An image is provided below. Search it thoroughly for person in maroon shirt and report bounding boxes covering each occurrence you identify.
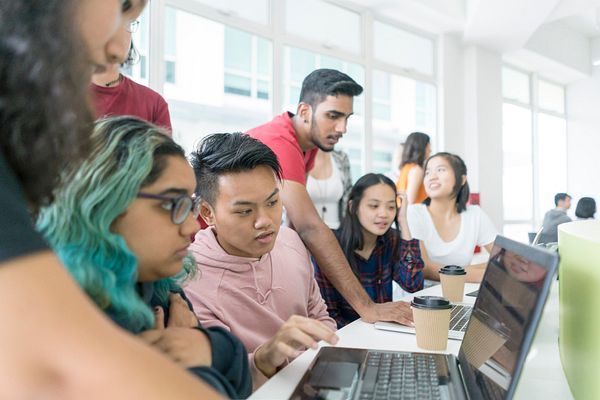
[90,20,172,133]
[247,69,414,327]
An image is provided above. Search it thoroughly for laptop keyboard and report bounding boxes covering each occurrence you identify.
[358,352,441,400]
[450,305,472,332]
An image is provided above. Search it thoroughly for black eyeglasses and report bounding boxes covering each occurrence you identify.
[137,192,200,225]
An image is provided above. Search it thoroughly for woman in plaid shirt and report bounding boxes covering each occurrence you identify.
[313,173,425,328]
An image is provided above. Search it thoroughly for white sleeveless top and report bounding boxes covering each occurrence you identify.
[407,204,498,267]
[306,153,344,229]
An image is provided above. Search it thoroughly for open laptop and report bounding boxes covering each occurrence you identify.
[374,234,529,340]
[290,235,558,400]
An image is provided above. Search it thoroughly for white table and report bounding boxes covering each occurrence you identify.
[250,282,572,399]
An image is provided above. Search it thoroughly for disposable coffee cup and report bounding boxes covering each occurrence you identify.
[411,296,452,351]
[460,310,510,369]
[439,265,467,302]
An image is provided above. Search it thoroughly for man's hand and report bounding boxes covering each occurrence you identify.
[359,301,414,326]
[139,327,212,368]
[254,315,338,378]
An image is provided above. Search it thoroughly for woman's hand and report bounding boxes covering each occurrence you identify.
[396,191,408,224]
[139,296,209,368]
[396,191,412,240]
[139,327,212,368]
[166,293,199,328]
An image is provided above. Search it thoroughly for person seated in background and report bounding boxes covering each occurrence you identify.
[90,21,172,132]
[575,197,596,220]
[407,152,498,283]
[37,117,251,398]
[306,148,352,229]
[185,133,338,390]
[540,193,572,243]
[396,132,431,205]
[314,173,424,328]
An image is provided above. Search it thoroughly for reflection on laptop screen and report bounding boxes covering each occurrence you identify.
[458,243,549,399]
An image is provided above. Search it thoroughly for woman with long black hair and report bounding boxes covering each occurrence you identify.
[313,173,425,328]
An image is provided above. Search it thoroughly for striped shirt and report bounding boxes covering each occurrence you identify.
[314,229,424,328]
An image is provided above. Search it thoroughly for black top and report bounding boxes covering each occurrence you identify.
[0,152,48,262]
[138,283,253,399]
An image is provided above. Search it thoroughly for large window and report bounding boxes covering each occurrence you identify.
[135,0,437,176]
[285,0,361,55]
[162,7,272,153]
[502,103,533,221]
[502,66,567,243]
[371,70,436,174]
[373,21,435,77]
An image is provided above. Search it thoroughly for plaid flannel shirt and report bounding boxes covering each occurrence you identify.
[314,229,424,328]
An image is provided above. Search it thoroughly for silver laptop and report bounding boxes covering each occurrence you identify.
[290,235,559,400]
[374,302,472,339]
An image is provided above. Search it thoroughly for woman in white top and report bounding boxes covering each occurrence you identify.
[307,149,352,229]
[407,152,497,283]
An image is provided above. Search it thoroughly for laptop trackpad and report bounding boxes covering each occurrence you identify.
[308,361,359,389]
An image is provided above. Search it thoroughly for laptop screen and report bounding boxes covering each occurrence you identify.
[457,236,558,399]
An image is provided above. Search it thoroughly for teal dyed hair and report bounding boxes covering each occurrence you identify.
[37,116,196,333]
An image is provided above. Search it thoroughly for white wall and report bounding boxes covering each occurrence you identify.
[440,36,505,230]
[566,67,600,212]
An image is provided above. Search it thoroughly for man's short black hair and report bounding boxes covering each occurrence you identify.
[554,193,571,206]
[189,133,282,205]
[299,68,363,108]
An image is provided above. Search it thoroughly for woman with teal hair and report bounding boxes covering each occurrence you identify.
[38,116,252,399]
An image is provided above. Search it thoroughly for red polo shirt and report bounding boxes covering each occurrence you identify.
[90,75,172,134]
[246,112,317,185]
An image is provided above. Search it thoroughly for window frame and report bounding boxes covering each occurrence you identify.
[502,64,568,240]
[145,0,439,174]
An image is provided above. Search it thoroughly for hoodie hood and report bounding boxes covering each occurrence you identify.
[190,228,279,305]
[191,228,270,272]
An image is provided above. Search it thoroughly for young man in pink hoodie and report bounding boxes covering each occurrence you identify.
[185,133,338,390]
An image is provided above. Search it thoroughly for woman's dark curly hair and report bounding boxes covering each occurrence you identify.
[0,0,94,210]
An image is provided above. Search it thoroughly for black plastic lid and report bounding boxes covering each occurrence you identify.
[439,265,466,275]
[411,296,452,310]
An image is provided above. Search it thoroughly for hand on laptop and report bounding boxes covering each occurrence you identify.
[254,315,339,378]
[361,301,414,326]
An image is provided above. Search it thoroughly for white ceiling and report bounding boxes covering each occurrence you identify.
[559,13,600,37]
[347,0,600,44]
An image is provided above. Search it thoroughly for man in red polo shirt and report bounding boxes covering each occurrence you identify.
[247,69,413,326]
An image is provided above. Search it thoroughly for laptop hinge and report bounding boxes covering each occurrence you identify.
[442,356,470,400]
[455,360,471,400]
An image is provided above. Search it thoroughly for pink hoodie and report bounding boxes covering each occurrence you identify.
[184,226,336,389]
